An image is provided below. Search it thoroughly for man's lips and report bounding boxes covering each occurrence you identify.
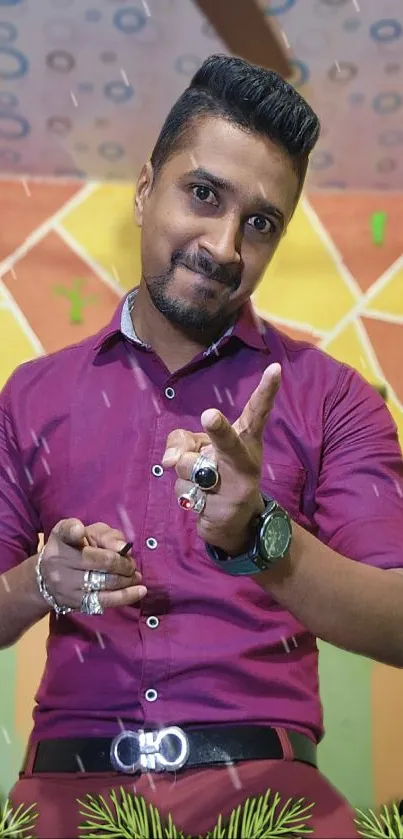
[177,263,230,287]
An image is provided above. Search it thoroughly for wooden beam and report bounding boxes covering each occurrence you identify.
[194,0,291,79]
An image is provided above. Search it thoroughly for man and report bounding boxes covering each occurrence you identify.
[1,54,403,839]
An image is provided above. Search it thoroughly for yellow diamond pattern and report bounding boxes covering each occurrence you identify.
[60,184,142,291]
[0,307,39,388]
[323,321,383,386]
[253,201,357,333]
[1,180,403,813]
[1,182,403,445]
[365,265,403,318]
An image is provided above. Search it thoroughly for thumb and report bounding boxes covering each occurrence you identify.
[52,518,86,548]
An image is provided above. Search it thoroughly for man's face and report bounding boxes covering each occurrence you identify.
[135,116,299,335]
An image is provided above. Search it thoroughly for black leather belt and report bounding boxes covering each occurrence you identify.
[29,725,317,774]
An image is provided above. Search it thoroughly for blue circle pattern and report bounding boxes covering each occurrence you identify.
[54,167,86,178]
[370,19,402,43]
[343,18,361,32]
[0,45,28,79]
[98,141,125,161]
[310,151,334,171]
[379,129,403,147]
[349,92,365,105]
[174,55,201,76]
[0,3,398,183]
[0,90,18,108]
[85,8,101,22]
[0,146,20,162]
[0,111,30,139]
[319,180,347,189]
[78,81,94,93]
[0,21,17,42]
[113,7,147,34]
[104,80,134,103]
[373,92,402,114]
[290,59,309,86]
[264,0,296,13]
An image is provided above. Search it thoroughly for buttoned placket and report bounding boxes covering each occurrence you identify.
[138,382,179,721]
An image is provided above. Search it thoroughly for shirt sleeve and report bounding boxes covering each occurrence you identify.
[0,375,40,573]
[314,364,403,570]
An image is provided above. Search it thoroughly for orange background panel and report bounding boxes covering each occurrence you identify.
[0,182,81,265]
[362,317,403,406]
[309,194,403,293]
[372,665,403,807]
[1,231,119,354]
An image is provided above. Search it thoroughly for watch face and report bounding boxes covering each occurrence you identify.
[261,511,291,561]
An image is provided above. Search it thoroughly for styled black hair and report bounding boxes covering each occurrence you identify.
[150,54,320,196]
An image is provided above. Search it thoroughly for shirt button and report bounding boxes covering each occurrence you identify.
[146,537,158,550]
[151,464,164,478]
[146,616,159,629]
[164,386,175,399]
[145,688,158,702]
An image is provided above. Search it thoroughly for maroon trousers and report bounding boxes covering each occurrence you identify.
[11,748,359,838]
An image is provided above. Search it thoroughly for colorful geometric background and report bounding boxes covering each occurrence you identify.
[0,0,402,188]
[1,0,403,815]
[0,179,402,809]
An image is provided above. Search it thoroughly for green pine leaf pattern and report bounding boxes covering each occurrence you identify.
[356,803,403,838]
[4,788,403,839]
[0,798,37,839]
[77,787,314,838]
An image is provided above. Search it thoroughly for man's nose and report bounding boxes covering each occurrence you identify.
[198,216,242,266]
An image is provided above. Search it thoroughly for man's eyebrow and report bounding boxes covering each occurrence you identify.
[185,167,234,193]
[185,167,286,227]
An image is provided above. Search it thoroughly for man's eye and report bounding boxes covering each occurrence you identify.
[247,215,276,235]
[192,185,217,204]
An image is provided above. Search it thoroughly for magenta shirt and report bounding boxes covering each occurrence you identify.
[1,295,403,745]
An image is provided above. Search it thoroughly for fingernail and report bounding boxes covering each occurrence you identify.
[162,447,180,466]
[138,586,147,598]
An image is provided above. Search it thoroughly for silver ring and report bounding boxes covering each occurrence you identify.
[178,484,206,514]
[193,490,207,514]
[83,570,108,592]
[80,591,104,616]
[190,454,219,491]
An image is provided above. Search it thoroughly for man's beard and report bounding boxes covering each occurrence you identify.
[144,248,242,335]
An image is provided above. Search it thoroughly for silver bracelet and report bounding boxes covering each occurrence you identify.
[35,546,73,616]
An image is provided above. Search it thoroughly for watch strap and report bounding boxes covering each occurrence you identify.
[205,542,262,576]
[205,494,290,576]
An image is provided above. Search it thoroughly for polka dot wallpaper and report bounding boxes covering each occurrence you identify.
[0,0,401,187]
[265,0,403,189]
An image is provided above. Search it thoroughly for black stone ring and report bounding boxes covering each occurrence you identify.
[190,455,219,491]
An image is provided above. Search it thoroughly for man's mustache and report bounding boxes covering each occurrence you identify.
[171,249,242,291]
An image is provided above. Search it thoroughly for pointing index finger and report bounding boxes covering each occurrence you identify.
[234,363,281,439]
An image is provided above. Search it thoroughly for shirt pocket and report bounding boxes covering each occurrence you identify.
[261,462,307,521]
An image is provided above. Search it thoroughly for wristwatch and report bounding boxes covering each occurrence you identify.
[205,495,292,576]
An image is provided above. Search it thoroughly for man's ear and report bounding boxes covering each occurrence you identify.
[134,161,154,226]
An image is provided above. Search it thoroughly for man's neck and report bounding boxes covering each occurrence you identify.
[131,284,222,373]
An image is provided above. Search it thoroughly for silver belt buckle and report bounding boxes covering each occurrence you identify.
[110,726,190,774]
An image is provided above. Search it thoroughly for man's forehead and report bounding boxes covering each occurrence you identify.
[179,119,283,164]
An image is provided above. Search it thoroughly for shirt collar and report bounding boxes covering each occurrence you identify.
[93,290,268,355]
[93,291,141,353]
[230,299,268,352]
